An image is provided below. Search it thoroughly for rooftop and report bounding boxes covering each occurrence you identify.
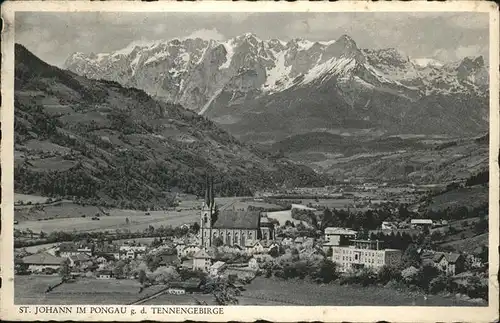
[325,227,358,235]
[22,253,65,265]
[213,210,261,229]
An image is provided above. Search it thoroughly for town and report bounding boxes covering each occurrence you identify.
[14,176,488,306]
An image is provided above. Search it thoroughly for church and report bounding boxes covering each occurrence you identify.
[199,176,275,248]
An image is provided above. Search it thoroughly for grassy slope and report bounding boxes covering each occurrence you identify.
[14,44,326,209]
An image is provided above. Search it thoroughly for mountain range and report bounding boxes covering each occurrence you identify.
[65,33,489,143]
[13,44,327,208]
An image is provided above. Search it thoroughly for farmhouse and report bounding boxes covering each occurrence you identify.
[432,252,465,275]
[192,249,212,272]
[21,253,65,273]
[331,240,402,273]
[199,177,275,248]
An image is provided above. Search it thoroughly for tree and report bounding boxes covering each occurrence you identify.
[377,265,401,284]
[191,222,200,234]
[204,277,239,305]
[138,269,147,286]
[60,258,71,282]
[314,259,338,283]
[113,260,126,279]
[402,244,421,268]
[213,237,224,247]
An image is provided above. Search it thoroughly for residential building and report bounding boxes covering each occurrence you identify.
[21,253,65,273]
[331,240,402,273]
[410,219,433,228]
[381,222,398,230]
[96,270,114,279]
[324,227,357,247]
[67,254,91,267]
[177,244,201,258]
[199,176,275,248]
[58,242,93,258]
[94,243,120,260]
[192,249,212,272]
[119,245,147,260]
[432,252,465,275]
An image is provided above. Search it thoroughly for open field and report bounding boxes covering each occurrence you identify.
[427,185,488,212]
[14,193,52,204]
[15,210,199,234]
[15,276,144,305]
[240,277,481,306]
[439,233,488,254]
[141,293,216,305]
[14,195,294,233]
[267,210,303,226]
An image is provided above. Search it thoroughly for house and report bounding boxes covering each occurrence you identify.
[177,244,201,259]
[192,249,212,272]
[94,243,120,260]
[294,237,305,247]
[21,253,65,273]
[58,242,93,258]
[119,245,147,260]
[169,278,203,293]
[262,240,279,254]
[432,252,464,275]
[381,222,398,230]
[67,254,91,268]
[209,261,227,277]
[181,259,194,270]
[324,227,357,247]
[410,219,433,228]
[280,237,294,247]
[158,252,180,267]
[245,240,264,254]
[96,270,114,279]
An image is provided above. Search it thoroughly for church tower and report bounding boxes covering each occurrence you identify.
[200,175,216,248]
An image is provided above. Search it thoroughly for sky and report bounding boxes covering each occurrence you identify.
[16,12,489,67]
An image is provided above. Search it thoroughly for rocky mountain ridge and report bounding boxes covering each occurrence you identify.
[65,33,489,142]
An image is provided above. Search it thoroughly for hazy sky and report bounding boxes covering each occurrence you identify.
[16,12,489,67]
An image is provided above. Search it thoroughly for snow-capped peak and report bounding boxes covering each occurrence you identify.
[183,28,225,42]
[411,58,444,68]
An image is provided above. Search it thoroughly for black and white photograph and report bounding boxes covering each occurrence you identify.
[1,2,498,320]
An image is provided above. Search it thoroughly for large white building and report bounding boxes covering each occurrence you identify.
[331,239,402,273]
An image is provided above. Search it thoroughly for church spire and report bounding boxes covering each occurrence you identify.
[205,174,210,206]
[210,176,215,210]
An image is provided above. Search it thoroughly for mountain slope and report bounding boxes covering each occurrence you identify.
[14,44,327,210]
[65,34,489,143]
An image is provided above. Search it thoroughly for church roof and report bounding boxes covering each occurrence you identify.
[213,210,260,229]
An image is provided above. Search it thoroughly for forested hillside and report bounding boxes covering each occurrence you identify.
[14,44,327,210]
